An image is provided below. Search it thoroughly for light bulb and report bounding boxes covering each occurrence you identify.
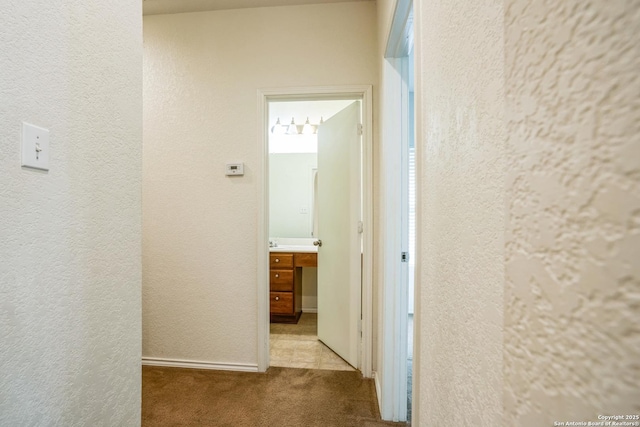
[302,117,314,135]
[286,117,298,135]
[271,117,284,134]
[314,116,324,134]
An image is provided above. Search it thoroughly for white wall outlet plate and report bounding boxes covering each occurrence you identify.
[225,163,244,176]
[22,122,50,171]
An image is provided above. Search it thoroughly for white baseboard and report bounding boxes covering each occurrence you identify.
[142,357,258,372]
[302,307,318,313]
[373,370,382,418]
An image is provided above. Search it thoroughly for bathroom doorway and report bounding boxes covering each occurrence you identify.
[257,87,373,377]
[267,98,356,371]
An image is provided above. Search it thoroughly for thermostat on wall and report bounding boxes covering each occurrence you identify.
[225,163,244,176]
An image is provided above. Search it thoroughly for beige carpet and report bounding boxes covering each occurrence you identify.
[142,366,407,427]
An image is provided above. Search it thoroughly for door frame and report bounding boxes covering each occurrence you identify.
[256,85,373,377]
[378,0,414,422]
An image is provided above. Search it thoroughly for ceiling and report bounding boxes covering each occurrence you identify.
[143,0,372,16]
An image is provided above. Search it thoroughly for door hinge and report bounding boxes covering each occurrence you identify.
[357,221,364,234]
[401,252,410,263]
[357,124,363,135]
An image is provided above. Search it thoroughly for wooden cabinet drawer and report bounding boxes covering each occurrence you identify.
[270,292,293,314]
[294,252,317,267]
[270,270,294,291]
[270,253,293,269]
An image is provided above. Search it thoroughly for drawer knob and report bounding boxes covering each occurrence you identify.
[275,258,280,263]
[275,274,279,278]
[275,296,280,301]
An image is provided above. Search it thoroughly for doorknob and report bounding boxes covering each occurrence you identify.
[313,240,322,247]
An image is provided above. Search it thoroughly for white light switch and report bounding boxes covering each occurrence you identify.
[21,122,49,171]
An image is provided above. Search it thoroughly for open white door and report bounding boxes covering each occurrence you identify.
[316,101,362,368]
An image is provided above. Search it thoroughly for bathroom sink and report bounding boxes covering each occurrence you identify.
[270,245,317,253]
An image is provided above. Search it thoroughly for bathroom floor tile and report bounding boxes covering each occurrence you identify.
[271,339,295,350]
[278,333,317,342]
[269,312,355,372]
[291,352,321,364]
[296,340,324,351]
[320,348,344,363]
[271,348,295,359]
[319,361,354,371]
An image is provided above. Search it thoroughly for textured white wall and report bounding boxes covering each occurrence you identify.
[414,1,506,425]
[503,1,640,424]
[377,0,640,424]
[143,3,377,365]
[0,1,142,425]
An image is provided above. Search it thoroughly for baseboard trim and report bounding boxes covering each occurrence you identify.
[302,308,318,313]
[373,370,382,418]
[142,357,258,372]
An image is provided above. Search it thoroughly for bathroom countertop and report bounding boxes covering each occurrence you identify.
[269,245,317,253]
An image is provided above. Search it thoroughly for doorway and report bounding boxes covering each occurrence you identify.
[267,99,357,371]
[378,0,415,422]
[257,86,373,377]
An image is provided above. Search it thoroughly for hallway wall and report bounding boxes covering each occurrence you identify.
[377,0,639,425]
[413,0,506,425]
[503,1,640,424]
[142,3,377,366]
[0,1,142,425]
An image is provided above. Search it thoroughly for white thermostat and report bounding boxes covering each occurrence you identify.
[225,163,244,176]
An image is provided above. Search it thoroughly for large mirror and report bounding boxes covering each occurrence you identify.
[269,154,316,238]
[268,100,352,239]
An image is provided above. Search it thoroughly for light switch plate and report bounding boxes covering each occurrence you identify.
[22,122,49,171]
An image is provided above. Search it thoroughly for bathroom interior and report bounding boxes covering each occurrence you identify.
[267,99,356,371]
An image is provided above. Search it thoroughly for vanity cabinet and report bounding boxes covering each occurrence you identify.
[270,252,317,323]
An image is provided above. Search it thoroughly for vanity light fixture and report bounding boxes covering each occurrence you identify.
[271,117,285,134]
[286,117,298,135]
[270,116,324,135]
[302,117,314,135]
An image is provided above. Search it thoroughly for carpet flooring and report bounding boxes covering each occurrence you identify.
[142,366,407,427]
